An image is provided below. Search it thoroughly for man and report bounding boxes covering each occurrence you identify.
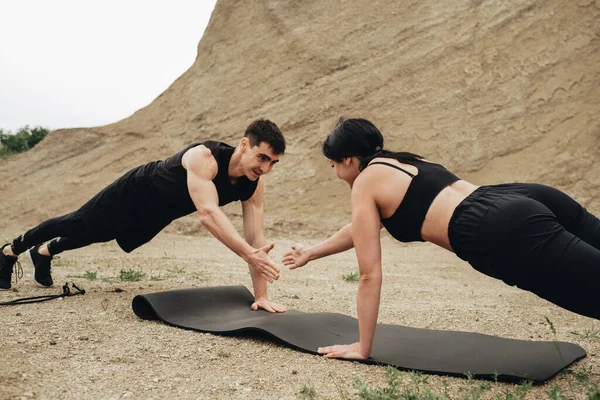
[0,119,286,312]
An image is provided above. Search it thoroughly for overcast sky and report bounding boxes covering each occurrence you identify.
[0,1,217,133]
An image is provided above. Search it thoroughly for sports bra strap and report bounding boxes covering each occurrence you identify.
[367,162,415,178]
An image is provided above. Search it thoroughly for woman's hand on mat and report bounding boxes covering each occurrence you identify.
[251,298,286,313]
[317,342,368,360]
[247,243,280,282]
[282,243,309,269]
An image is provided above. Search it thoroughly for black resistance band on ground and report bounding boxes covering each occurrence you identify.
[132,285,586,383]
[0,282,85,306]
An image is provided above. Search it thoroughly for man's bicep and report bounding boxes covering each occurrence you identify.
[185,148,220,208]
[188,172,219,209]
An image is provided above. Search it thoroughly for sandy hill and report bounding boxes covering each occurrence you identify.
[1,0,599,239]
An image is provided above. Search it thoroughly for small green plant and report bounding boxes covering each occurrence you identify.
[83,271,97,280]
[463,371,489,400]
[570,329,600,339]
[492,371,500,383]
[167,266,185,274]
[51,256,67,267]
[191,272,205,281]
[119,268,145,282]
[299,385,317,400]
[516,380,533,397]
[547,384,566,400]
[100,298,109,311]
[545,316,557,335]
[109,357,134,364]
[217,350,231,358]
[342,271,359,282]
[569,368,590,384]
[544,316,563,358]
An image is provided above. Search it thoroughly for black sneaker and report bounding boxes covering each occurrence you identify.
[27,244,53,287]
[0,244,18,289]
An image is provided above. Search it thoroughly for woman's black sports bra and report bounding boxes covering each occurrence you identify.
[365,159,460,242]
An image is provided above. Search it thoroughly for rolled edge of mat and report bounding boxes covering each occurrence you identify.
[132,294,159,320]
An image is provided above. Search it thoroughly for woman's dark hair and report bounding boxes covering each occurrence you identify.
[322,117,421,170]
[245,119,286,154]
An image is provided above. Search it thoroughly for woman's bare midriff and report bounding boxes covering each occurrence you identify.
[421,180,479,251]
[365,157,479,252]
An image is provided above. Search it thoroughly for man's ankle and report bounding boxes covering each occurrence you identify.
[37,245,51,257]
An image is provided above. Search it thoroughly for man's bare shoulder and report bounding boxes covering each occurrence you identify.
[182,145,218,179]
[182,145,213,168]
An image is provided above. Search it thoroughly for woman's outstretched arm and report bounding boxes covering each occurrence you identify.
[318,179,383,359]
[282,223,354,269]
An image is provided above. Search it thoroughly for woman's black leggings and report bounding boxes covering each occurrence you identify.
[10,211,114,257]
[449,183,600,320]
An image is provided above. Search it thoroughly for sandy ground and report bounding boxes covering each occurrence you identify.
[0,232,598,399]
[1,1,598,398]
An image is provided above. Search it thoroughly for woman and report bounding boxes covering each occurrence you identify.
[282,117,600,360]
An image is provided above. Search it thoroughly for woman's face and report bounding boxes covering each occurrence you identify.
[330,157,360,187]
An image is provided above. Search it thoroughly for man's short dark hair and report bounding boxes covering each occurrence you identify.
[244,119,286,155]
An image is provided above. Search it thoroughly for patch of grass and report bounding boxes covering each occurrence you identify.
[67,270,98,280]
[119,268,145,282]
[356,367,445,400]
[354,365,599,400]
[495,380,533,400]
[355,368,564,400]
[51,257,69,267]
[167,266,185,274]
[217,350,231,358]
[299,385,317,400]
[570,329,600,339]
[569,368,591,384]
[567,368,600,400]
[463,372,490,400]
[547,384,566,400]
[587,385,600,400]
[83,271,97,280]
[191,272,206,281]
[342,271,359,282]
[108,357,134,364]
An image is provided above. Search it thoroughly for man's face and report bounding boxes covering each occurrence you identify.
[241,139,281,180]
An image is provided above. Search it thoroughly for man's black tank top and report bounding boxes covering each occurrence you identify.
[365,159,460,242]
[80,141,259,252]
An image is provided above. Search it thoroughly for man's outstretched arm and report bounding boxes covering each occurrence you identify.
[183,146,280,283]
[242,179,285,312]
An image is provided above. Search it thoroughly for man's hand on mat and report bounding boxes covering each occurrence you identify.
[247,243,280,283]
[282,243,309,269]
[317,342,368,360]
[251,298,286,313]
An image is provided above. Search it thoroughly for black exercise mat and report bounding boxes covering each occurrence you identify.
[132,285,586,382]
